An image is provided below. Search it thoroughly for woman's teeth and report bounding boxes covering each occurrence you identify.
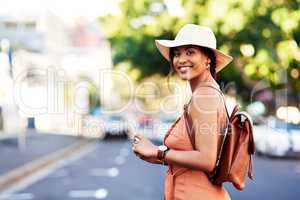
[179,66,190,72]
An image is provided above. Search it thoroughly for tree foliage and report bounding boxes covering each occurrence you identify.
[99,0,300,95]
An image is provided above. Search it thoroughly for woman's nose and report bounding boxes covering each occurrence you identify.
[178,54,187,64]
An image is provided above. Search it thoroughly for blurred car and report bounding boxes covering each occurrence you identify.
[137,114,153,128]
[246,101,266,125]
[101,114,132,139]
[254,118,300,157]
[82,115,106,139]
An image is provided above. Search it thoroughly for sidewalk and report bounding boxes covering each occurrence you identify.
[0,131,18,141]
[0,131,88,176]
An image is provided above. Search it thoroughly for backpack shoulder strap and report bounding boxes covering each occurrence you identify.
[198,84,231,119]
[183,84,231,169]
[183,102,196,149]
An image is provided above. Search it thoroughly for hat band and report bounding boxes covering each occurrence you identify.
[170,39,216,49]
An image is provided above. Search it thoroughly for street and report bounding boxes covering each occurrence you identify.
[0,135,300,200]
[16,139,165,200]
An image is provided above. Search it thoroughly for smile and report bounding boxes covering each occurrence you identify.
[178,66,192,73]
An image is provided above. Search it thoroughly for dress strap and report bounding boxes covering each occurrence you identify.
[183,97,192,111]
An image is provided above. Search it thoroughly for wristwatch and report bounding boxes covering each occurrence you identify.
[157,145,170,160]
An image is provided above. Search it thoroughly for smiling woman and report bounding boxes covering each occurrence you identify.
[170,45,217,82]
[132,24,233,200]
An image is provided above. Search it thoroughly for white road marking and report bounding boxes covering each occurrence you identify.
[1,142,98,195]
[69,188,108,199]
[90,167,119,177]
[0,193,34,200]
[114,147,129,165]
[94,189,108,199]
[69,190,95,198]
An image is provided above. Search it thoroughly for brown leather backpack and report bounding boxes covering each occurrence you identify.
[183,86,255,190]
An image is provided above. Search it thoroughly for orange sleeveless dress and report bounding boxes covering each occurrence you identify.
[163,84,231,200]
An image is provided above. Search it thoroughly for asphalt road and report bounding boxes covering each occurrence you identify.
[3,138,165,200]
[1,137,300,200]
[0,132,83,175]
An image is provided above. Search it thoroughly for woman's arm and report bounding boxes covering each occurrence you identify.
[132,88,222,172]
[163,149,214,172]
[164,89,222,172]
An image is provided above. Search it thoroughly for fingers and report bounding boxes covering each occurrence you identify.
[133,137,140,144]
[132,145,137,152]
[134,134,143,140]
[132,145,140,154]
[132,146,143,159]
[132,135,146,160]
[132,143,145,159]
[132,134,143,145]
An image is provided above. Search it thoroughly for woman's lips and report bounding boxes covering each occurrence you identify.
[178,66,192,73]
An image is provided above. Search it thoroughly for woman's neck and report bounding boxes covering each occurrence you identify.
[189,70,216,92]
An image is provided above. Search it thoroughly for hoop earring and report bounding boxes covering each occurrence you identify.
[206,64,210,69]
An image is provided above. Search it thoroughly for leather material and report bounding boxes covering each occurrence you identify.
[184,85,255,191]
[157,149,164,160]
[157,145,169,160]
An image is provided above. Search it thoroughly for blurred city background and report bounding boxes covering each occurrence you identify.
[0,0,299,199]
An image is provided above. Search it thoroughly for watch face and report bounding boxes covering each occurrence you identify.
[158,145,168,151]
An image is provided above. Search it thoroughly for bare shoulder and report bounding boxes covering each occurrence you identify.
[190,86,223,113]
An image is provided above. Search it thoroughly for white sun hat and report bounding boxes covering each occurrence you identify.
[155,24,233,73]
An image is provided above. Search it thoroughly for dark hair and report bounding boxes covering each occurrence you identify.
[167,46,217,81]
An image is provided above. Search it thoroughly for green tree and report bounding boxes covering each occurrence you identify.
[99,0,300,104]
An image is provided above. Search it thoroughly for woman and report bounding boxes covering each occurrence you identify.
[132,24,233,200]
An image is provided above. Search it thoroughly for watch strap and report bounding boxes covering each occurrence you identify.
[157,149,164,160]
[162,148,170,160]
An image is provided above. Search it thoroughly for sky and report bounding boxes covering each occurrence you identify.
[0,0,184,23]
[0,0,120,23]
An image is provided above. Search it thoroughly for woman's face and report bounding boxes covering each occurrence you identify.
[172,45,210,80]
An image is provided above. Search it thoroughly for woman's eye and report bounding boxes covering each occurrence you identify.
[174,52,180,57]
[186,50,194,55]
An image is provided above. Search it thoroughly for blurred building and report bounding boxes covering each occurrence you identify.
[0,11,70,53]
[0,10,113,135]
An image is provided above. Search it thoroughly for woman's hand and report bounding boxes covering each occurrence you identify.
[132,134,158,159]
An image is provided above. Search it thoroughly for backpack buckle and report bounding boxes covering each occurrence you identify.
[238,114,247,126]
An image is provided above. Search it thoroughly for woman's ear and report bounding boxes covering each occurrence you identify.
[206,58,211,66]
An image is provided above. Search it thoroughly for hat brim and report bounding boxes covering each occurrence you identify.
[155,40,233,73]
